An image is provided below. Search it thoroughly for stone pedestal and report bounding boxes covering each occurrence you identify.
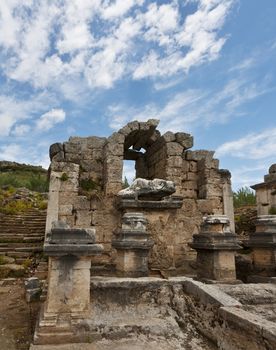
[190,215,241,283]
[34,225,103,344]
[112,213,154,277]
[251,164,276,215]
[247,215,276,277]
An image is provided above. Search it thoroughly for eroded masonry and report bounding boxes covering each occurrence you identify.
[31,120,276,349]
[46,119,235,275]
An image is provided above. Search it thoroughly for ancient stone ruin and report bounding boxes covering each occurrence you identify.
[30,122,276,349]
[47,119,235,276]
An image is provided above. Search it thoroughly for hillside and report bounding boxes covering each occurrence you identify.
[0,161,48,193]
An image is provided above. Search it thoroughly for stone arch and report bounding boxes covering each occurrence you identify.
[103,119,163,194]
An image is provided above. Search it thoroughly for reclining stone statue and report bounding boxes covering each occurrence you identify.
[118,178,175,200]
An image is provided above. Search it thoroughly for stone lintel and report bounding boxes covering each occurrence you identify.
[189,243,241,250]
[116,196,183,210]
[112,239,154,250]
[190,233,242,250]
[49,227,96,244]
[44,243,104,256]
[114,229,150,239]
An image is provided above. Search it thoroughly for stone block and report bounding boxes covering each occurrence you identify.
[80,159,103,172]
[74,196,91,210]
[182,180,198,190]
[175,132,193,149]
[118,121,139,136]
[59,176,79,192]
[65,152,82,163]
[59,191,78,205]
[181,199,198,216]
[182,160,189,173]
[52,151,65,162]
[166,156,183,168]
[59,204,73,215]
[199,183,222,198]
[64,141,82,154]
[75,210,92,227]
[186,150,215,161]
[166,142,184,156]
[163,131,176,142]
[104,142,124,156]
[87,136,106,149]
[189,161,197,172]
[181,188,197,199]
[197,198,222,214]
[187,172,198,181]
[51,161,79,173]
[49,143,63,160]
[264,174,276,183]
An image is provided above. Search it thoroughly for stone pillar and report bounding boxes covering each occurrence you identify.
[34,224,103,344]
[247,215,276,277]
[112,213,154,277]
[251,164,276,215]
[221,170,235,233]
[190,215,241,283]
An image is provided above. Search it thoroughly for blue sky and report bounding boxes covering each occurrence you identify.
[0,0,275,189]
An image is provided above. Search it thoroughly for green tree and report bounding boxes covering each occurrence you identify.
[233,187,256,208]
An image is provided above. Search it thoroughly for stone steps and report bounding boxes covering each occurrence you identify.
[0,210,46,262]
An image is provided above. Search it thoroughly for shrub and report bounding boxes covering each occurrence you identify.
[22,258,33,269]
[233,187,256,208]
[0,255,5,265]
[80,178,97,191]
[0,199,32,215]
[60,173,69,182]
[28,174,49,192]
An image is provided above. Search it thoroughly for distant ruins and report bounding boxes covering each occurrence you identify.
[31,120,276,349]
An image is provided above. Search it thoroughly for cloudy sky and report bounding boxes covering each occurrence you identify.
[0,0,275,189]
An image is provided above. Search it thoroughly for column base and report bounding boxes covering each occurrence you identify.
[34,304,94,345]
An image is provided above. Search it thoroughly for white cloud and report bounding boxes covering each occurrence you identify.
[36,109,66,131]
[107,71,272,133]
[0,142,51,169]
[133,0,233,79]
[0,0,235,91]
[0,93,57,136]
[0,144,23,161]
[216,128,276,159]
[229,58,255,72]
[107,89,206,132]
[12,124,31,136]
[0,114,16,137]
[101,0,142,20]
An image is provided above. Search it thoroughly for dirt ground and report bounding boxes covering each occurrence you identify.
[0,278,40,350]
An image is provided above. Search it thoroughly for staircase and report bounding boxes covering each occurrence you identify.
[0,210,46,264]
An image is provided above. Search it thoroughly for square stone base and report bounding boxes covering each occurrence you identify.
[252,248,276,276]
[116,249,149,277]
[196,250,237,281]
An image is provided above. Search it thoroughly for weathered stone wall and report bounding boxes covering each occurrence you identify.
[46,119,234,273]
